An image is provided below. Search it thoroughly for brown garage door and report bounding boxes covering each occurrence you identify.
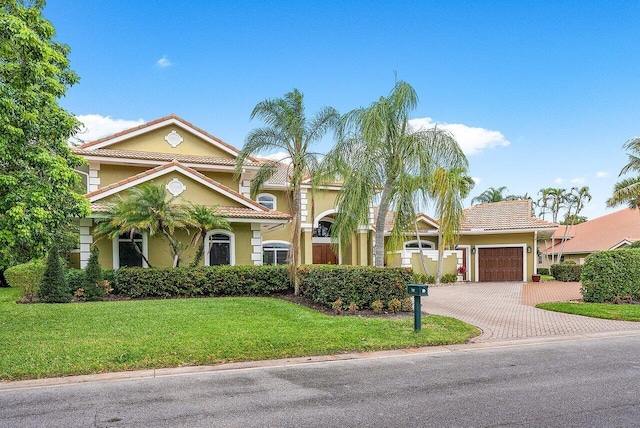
[478,247,523,281]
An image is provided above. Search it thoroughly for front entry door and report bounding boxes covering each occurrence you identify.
[313,243,338,264]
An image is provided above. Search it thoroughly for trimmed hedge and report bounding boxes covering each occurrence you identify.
[298,265,411,310]
[581,249,640,303]
[550,264,582,282]
[4,259,46,301]
[537,268,550,276]
[112,265,291,298]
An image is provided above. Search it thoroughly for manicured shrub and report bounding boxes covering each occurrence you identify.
[400,297,413,312]
[441,273,458,283]
[4,259,45,302]
[387,298,401,314]
[371,299,384,314]
[412,273,435,284]
[83,246,105,301]
[581,249,640,303]
[537,268,550,276]
[298,265,411,310]
[550,263,582,282]
[39,245,71,303]
[112,265,290,298]
[65,269,85,296]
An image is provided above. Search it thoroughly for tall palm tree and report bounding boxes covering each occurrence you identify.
[556,186,591,262]
[94,182,194,267]
[429,167,474,284]
[324,81,467,267]
[546,187,568,223]
[188,205,231,267]
[235,89,339,295]
[470,186,509,205]
[618,137,640,176]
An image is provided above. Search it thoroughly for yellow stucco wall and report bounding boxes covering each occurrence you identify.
[200,171,238,192]
[108,125,236,159]
[98,165,149,187]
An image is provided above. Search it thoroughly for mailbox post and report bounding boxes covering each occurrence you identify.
[406,283,429,332]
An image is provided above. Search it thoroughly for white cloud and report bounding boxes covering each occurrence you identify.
[156,55,172,68]
[554,177,565,184]
[409,117,510,155]
[73,114,145,143]
[570,177,586,185]
[472,177,482,185]
[596,171,610,179]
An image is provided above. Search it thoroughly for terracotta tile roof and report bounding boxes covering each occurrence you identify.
[84,160,290,220]
[541,208,640,254]
[90,202,290,220]
[461,200,557,232]
[372,208,438,233]
[77,114,252,160]
[73,147,260,167]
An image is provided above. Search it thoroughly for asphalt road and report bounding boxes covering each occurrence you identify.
[2,335,640,427]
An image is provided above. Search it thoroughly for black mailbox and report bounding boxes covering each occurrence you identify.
[407,283,429,296]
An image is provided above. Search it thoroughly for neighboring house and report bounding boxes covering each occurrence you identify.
[70,115,556,282]
[540,208,640,267]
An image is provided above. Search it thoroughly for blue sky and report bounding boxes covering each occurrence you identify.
[44,1,640,220]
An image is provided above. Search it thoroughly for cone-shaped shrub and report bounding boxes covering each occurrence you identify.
[83,246,104,301]
[39,245,71,303]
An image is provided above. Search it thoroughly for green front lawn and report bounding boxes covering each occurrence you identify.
[0,287,478,381]
[537,301,640,321]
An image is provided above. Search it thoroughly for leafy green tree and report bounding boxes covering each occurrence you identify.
[188,204,231,267]
[0,0,90,269]
[94,182,194,267]
[324,81,467,267]
[38,244,70,303]
[429,167,474,284]
[561,214,588,225]
[83,246,104,301]
[470,187,510,205]
[235,89,339,295]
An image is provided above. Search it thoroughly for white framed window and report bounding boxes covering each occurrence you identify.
[262,241,290,265]
[257,193,276,210]
[404,240,435,250]
[113,232,148,269]
[205,230,235,266]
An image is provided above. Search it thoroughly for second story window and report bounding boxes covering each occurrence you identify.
[257,194,276,210]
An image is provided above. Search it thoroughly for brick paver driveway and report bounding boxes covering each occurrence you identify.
[425,281,640,342]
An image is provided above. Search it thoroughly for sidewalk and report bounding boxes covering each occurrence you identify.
[425,281,640,342]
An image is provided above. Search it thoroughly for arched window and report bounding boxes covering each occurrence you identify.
[257,193,276,210]
[205,231,235,266]
[263,241,290,265]
[404,240,435,250]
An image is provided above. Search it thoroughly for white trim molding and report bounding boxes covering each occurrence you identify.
[204,229,236,266]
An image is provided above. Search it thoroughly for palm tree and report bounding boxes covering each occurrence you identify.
[94,182,194,267]
[556,186,591,262]
[618,137,640,176]
[546,188,568,223]
[324,80,467,267]
[607,176,640,209]
[188,205,231,267]
[235,89,339,295]
[470,186,509,205]
[429,167,474,284]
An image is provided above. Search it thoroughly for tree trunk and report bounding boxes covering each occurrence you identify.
[374,181,394,268]
[291,185,302,295]
[415,223,430,276]
[435,230,444,284]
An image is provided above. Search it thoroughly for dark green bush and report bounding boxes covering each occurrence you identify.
[581,249,640,303]
[537,268,550,276]
[412,273,435,284]
[550,263,582,282]
[622,241,640,249]
[298,265,411,310]
[113,265,290,298]
[65,269,85,294]
[83,246,105,301]
[4,259,45,301]
[39,245,71,303]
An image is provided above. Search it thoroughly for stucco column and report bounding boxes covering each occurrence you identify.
[301,226,313,265]
[79,218,93,268]
[250,223,262,265]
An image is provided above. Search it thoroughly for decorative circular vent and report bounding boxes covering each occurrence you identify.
[166,178,186,196]
[165,130,183,148]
